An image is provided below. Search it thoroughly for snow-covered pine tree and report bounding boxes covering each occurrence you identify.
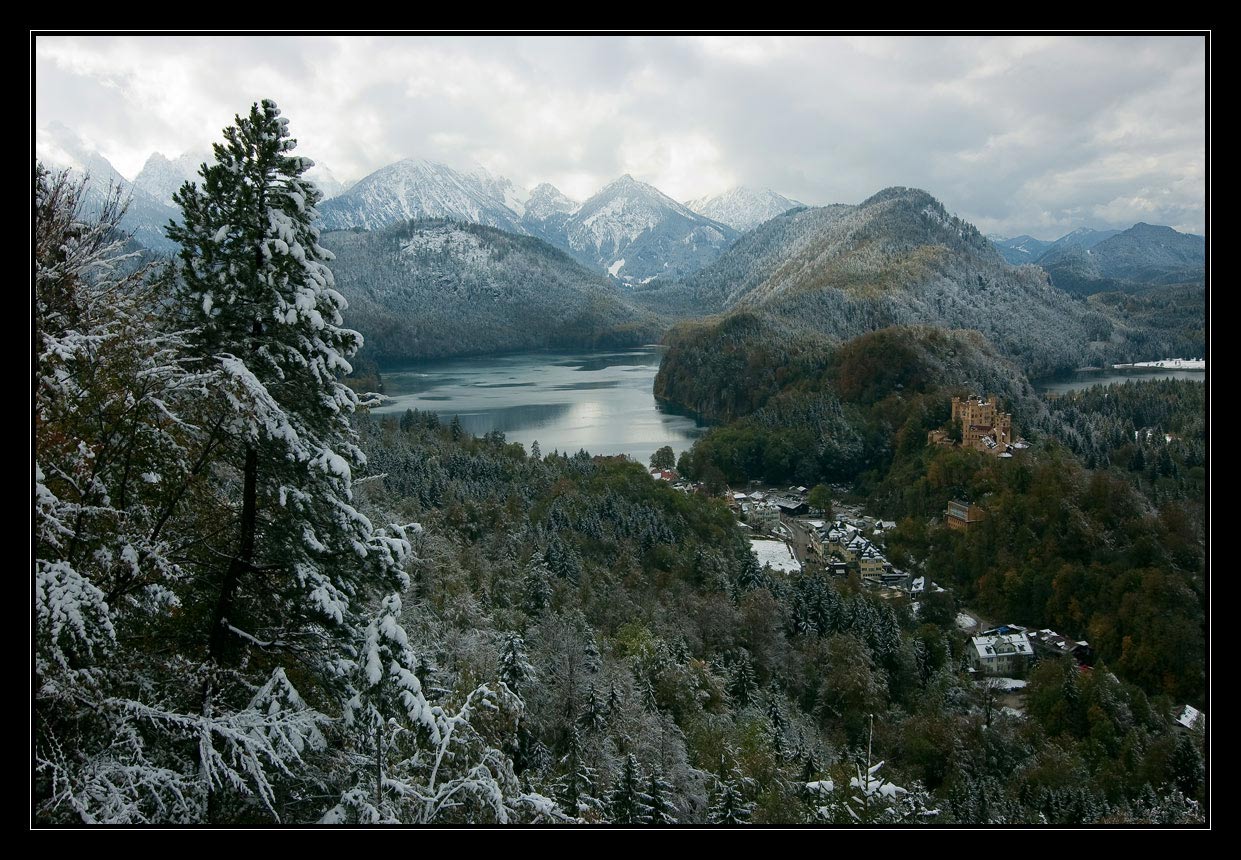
[646,772,678,824]
[499,632,536,698]
[608,754,653,824]
[556,726,602,818]
[35,164,331,824]
[321,592,528,824]
[708,773,752,825]
[165,100,411,819]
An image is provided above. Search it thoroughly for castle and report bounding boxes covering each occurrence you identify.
[928,394,1018,455]
[951,394,1015,455]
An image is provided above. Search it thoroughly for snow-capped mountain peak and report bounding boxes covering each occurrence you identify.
[562,174,739,283]
[464,161,528,217]
[524,183,578,222]
[318,158,526,233]
[685,185,804,233]
[134,151,204,207]
[36,123,183,254]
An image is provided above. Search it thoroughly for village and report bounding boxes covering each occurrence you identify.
[646,393,1203,728]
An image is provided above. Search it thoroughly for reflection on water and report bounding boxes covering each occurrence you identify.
[374,348,708,463]
[1036,367,1205,396]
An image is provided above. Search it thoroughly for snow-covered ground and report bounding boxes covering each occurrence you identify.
[749,539,801,573]
[1113,358,1205,370]
[956,612,977,631]
[985,677,1028,692]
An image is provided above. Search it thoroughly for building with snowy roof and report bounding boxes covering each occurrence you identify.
[968,631,1033,675]
[1175,704,1205,731]
[745,501,780,533]
[1027,628,1093,664]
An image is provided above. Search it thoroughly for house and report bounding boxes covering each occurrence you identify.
[772,495,808,516]
[946,499,986,531]
[968,631,1033,675]
[745,501,780,533]
[1175,704,1205,731]
[840,534,871,563]
[859,548,887,586]
[1028,628,1094,664]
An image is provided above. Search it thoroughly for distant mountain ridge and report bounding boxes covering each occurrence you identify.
[36,123,182,254]
[318,162,745,282]
[321,219,660,362]
[990,224,1204,294]
[35,122,1205,299]
[989,234,1054,265]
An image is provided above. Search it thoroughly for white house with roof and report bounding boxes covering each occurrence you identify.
[968,631,1033,675]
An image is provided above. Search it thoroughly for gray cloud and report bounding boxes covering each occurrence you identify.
[34,34,1206,237]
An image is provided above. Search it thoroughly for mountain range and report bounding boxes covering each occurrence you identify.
[321,165,744,283]
[35,126,349,255]
[34,127,1205,378]
[989,225,1203,294]
[39,125,1203,295]
[36,123,183,254]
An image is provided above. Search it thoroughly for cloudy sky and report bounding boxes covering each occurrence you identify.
[34,34,1207,237]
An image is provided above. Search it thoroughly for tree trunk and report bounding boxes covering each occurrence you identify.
[209,443,258,665]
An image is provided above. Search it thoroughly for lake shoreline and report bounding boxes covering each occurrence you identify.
[370,346,707,464]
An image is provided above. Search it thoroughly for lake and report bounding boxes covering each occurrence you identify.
[1035,367,1206,396]
[373,347,708,464]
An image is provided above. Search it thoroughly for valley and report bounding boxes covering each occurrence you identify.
[33,35,1209,826]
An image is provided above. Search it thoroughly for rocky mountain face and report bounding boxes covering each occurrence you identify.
[133,152,202,207]
[562,175,738,284]
[519,182,578,251]
[685,186,803,233]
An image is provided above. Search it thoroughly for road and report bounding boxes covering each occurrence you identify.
[781,516,816,568]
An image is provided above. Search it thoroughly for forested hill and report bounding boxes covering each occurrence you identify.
[639,187,1205,381]
[322,219,662,363]
[655,320,1038,427]
[635,187,1109,379]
